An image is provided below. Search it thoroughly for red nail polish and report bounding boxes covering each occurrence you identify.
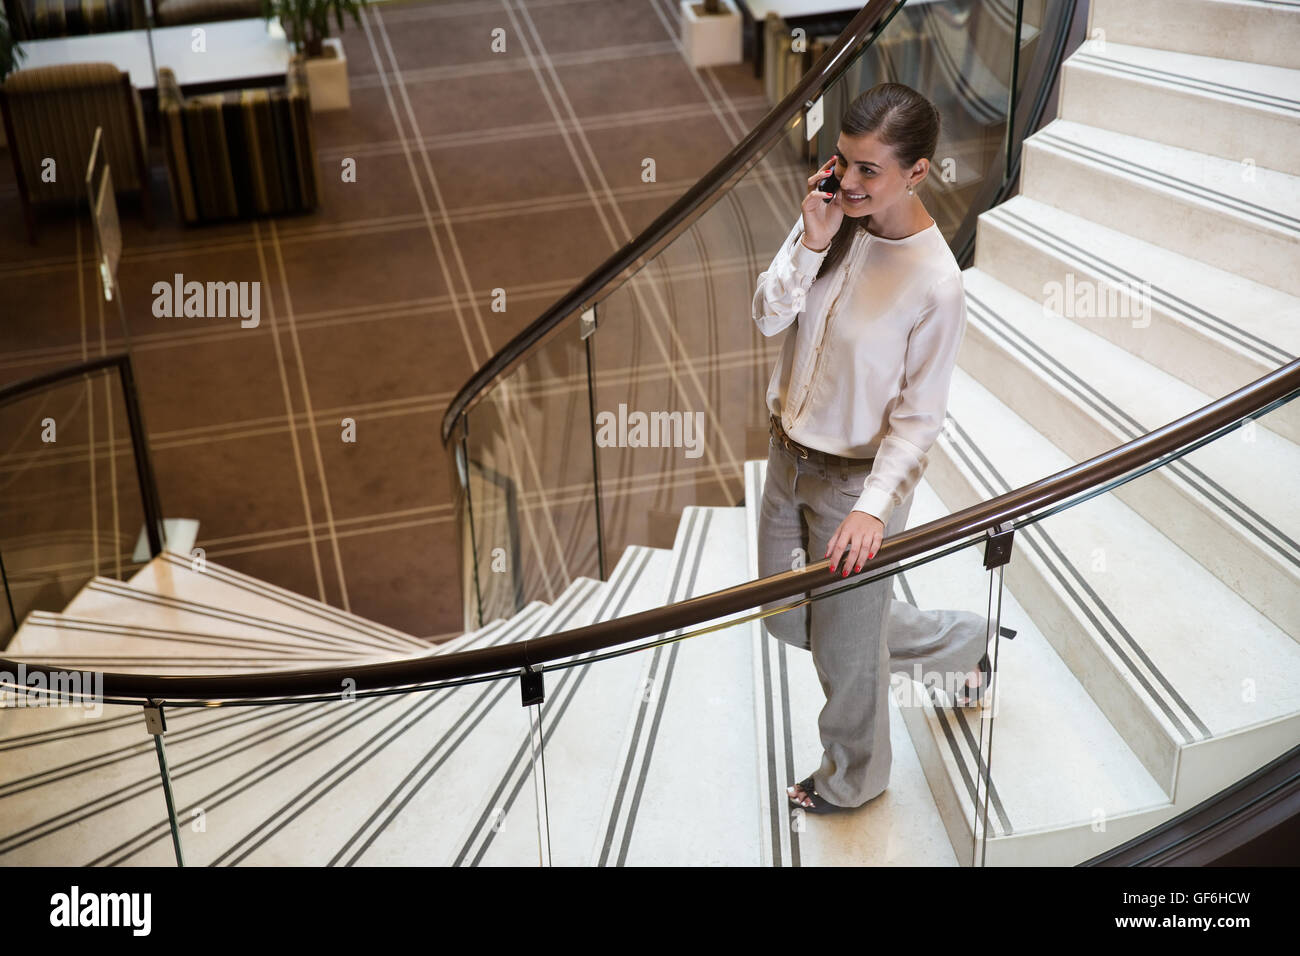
[854,565,861,572]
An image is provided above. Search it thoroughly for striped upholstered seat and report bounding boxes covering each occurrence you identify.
[7,0,145,38]
[157,58,320,225]
[0,62,153,242]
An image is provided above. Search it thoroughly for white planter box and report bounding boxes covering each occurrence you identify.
[303,37,350,112]
[680,0,742,68]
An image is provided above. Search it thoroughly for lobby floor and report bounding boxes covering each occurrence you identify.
[0,0,776,640]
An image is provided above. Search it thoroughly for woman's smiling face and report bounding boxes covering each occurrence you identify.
[831,131,925,216]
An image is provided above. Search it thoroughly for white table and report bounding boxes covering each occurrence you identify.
[740,0,861,14]
[16,18,291,90]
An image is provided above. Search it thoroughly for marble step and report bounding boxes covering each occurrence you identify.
[0,619,519,804]
[450,544,676,866]
[129,550,426,653]
[741,457,1170,867]
[194,581,608,866]
[1020,118,1300,297]
[958,266,1300,638]
[1061,41,1300,175]
[589,506,762,865]
[2,606,524,674]
[1088,0,1300,69]
[0,596,557,865]
[927,365,1300,809]
[60,573,524,666]
[60,576,417,659]
[744,459,959,867]
[5,568,464,669]
[3,600,527,676]
[6,611,372,671]
[972,195,1300,444]
[0,695,388,865]
[891,474,1172,866]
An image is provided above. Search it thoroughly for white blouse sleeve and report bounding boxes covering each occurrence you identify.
[752,216,830,337]
[853,270,968,526]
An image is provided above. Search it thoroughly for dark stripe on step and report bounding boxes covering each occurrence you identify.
[778,638,802,867]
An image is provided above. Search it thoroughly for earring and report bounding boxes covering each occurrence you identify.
[907,185,914,195]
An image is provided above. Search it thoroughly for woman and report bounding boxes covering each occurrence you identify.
[753,83,993,814]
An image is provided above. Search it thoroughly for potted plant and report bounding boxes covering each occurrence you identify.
[262,0,368,111]
[680,0,741,68]
[1,9,25,146]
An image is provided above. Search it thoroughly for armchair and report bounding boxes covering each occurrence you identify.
[0,61,153,243]
[156,56,319,224]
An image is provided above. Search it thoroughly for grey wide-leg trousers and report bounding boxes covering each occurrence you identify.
[757,436,990,808]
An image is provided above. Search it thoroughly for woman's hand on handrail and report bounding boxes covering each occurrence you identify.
[826,509,885,578]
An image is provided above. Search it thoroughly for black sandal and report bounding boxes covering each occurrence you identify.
[955,625,1017,707]
[955,653,992,707]
[787,775,853,814]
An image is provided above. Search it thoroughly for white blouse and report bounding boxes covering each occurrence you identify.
[752,214,968,526]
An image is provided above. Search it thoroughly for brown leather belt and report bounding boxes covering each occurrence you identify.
[769,414,875,469]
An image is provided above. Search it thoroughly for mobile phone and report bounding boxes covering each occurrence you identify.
[817,171,840,204]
